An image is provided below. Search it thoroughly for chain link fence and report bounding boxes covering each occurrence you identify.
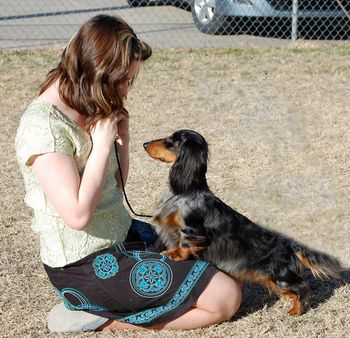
[188,0,350,39]
[1,0,349,50]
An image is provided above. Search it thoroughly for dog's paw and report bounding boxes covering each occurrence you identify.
[161,248,186,261]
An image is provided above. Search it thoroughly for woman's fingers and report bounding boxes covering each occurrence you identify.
[90,117,119,148]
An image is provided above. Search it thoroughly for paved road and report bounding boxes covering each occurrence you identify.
[0,0,291,50]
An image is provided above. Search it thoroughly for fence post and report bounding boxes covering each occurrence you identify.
[291,0,299,41]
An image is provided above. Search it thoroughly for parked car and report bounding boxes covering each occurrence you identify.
[128,0,349,35]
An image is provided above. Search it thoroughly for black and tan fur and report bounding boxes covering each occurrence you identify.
[143,129,343,316]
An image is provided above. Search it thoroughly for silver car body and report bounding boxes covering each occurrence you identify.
[213,0,345,18]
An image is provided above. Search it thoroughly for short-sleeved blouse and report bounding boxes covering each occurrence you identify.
[15,100,132,267]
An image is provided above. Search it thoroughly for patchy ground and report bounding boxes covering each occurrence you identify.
[0,43,349,337]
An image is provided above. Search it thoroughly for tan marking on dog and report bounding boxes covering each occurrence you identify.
[153,211,182,230]
[295,251,330,280]
[144,139,177,163]
[161,246,199,261]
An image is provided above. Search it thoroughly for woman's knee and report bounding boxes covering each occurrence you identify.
[197,271,242,320]
[217,272,242,319]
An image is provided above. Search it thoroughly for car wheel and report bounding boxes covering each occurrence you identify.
[127,0,148,7]
[191,0,230,34]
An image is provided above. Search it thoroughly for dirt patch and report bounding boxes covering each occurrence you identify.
[1,44,349,337]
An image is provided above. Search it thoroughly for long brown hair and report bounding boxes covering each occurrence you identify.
[40,15,152,129]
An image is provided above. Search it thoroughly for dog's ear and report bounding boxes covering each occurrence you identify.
[169,137,208,195]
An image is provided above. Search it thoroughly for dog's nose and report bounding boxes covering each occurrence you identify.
[143,142,150,149]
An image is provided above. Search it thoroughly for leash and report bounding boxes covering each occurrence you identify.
[114,142,153,218]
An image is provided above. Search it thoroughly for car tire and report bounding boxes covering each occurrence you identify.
[127,0,148,7]
[191,0,230,34]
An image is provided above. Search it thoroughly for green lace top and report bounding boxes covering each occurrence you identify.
[15,100,132,267]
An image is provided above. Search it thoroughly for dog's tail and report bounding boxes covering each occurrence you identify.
[293,242,343,280]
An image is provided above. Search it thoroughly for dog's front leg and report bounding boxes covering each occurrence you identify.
[159,227,204,261]
[161,240,206,261]
[162,220,210,261]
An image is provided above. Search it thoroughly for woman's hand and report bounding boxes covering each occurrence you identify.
[90,116,119,151]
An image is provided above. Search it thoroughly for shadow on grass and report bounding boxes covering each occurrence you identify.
[306,269,350,310]
[233,269,350,319]
[234,283,279,319]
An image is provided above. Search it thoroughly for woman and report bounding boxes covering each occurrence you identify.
[15,14,241,331]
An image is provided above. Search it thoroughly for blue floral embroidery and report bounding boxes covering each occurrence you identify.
[115,243,157,261]
[130,259,173,298]
[93,253,119,279]
[121,260,209,324]
[57,287,107,312]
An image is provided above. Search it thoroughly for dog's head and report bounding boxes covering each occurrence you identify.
[143,130,209,194]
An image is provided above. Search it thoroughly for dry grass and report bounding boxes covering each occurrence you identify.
[1,43,350,337]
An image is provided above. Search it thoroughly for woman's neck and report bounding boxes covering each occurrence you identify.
[37,81,87,129]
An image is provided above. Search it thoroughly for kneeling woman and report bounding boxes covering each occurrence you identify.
[15,14,241,331]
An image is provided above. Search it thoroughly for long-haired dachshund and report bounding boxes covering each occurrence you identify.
[143,129,343,316]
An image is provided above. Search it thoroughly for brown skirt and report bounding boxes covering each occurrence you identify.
[44,220,217,327]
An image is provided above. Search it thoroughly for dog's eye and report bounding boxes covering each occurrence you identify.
[164,140,174,149]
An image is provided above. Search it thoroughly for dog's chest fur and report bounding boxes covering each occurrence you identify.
[152,188,190,249]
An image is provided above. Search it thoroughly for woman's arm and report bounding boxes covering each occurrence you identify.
[32,117,119,231]
[114,117,130,188]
